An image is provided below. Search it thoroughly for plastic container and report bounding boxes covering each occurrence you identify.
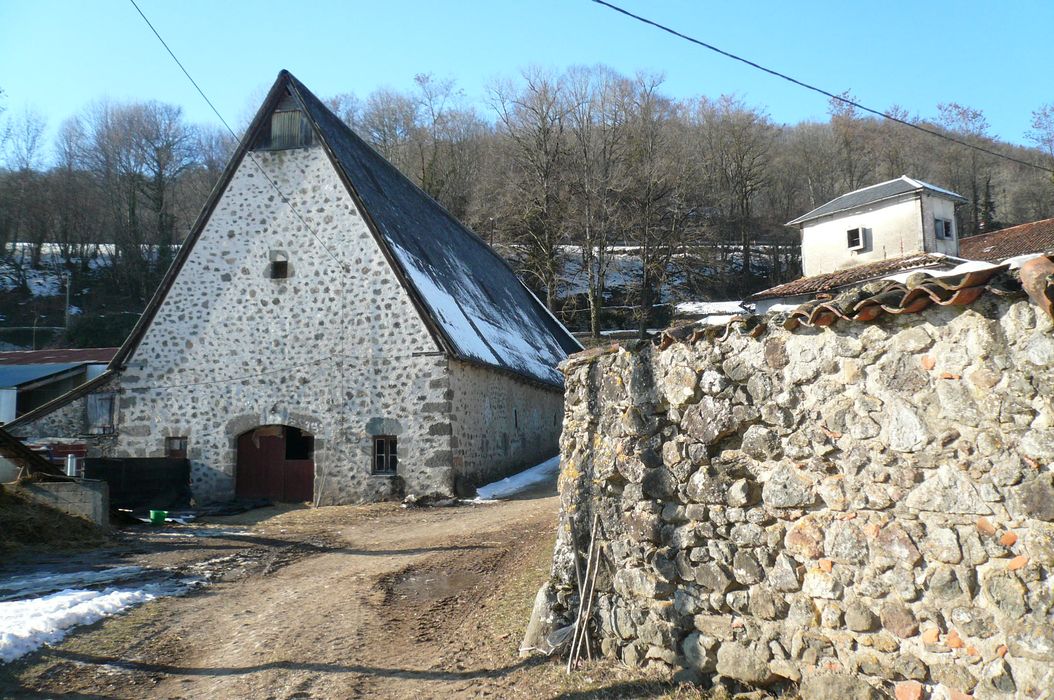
[149,510,168,525]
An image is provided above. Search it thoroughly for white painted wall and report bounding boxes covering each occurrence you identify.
[799,193,963,277]
[800,194,925,276]
[0,455,18,482]
[920,194,960,257]
[0,388,16,424]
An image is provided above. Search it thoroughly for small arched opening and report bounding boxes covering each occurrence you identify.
[235,425,314,502]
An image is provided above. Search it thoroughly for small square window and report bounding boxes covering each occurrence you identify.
[935,218,954,240]
[847,228,863,250]
[270,260,289,279]
[372,436,397,475]
[165,436,188,458]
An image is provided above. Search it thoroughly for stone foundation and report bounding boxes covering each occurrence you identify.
[531,294,1054,698]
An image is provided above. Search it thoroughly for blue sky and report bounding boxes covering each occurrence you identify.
[1,0,1052,148]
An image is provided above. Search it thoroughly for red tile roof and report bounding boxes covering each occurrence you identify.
[0,348,118,365]
[959,218,1054,262]
[746,254,956,301]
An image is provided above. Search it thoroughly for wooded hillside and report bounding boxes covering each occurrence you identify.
[1,67,1052,345]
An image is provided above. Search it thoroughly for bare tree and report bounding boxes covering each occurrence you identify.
[698,95,775,291]
[490,68,571,310]
[828,92,875,191]
[937,102,996,235]
[565,65,632,337]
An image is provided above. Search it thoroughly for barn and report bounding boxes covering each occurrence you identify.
[11,70,580,505]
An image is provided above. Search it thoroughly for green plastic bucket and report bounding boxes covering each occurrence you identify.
[149,510,168,525]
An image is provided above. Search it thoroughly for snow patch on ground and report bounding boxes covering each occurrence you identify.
[0,566,146,603]
[675,300,744,316]
[0,587,156,663]
[475,455,560,501]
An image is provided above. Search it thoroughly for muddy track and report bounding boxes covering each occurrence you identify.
[2,496,561,700]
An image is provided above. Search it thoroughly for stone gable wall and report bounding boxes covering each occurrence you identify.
[536,295,1054,698]
[114,145,454,503]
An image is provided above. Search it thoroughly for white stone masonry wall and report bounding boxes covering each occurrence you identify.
[114,145,454,503]
[448,360,564,492]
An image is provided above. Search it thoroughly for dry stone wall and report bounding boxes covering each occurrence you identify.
[536,294,1054,699]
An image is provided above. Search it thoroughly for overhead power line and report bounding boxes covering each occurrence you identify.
[591,0,1054,175]
[128,0,351,270]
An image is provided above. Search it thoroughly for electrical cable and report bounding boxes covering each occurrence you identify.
[591,0,1054,175]
[128,0,351,270]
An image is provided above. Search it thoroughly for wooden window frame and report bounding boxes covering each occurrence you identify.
[372,435,397,475]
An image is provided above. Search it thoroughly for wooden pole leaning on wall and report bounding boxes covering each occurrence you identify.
[567,511,600,673]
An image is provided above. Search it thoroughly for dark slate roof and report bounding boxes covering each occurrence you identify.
[0,348,117,365]
[746,253,959,301]
[786,176,966,226]
[288,74,581,386]
[959,217,1054,262]
[111,71,580,388]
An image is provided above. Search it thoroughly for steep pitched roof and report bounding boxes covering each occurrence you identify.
[786,176,966,226]
[746,253,961,302]
[959,217,1054,262]
[112,71,580,388]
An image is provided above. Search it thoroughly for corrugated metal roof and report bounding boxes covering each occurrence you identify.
[959,218,1054,262]
[0,348,117,365]
[0,363,83,389]
[786,176,966,226]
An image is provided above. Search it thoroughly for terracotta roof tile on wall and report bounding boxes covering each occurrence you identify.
[652,258,1054,351]
[746,253,954,301]
[959,218,1054,262]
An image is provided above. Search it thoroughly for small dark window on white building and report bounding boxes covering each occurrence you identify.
[373,436,397,475]
[847,228,864,250]
[935,218,955,240]
[270,260,289,279]
[165,436,188,458]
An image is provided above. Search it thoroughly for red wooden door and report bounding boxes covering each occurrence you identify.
[236,427,314,502]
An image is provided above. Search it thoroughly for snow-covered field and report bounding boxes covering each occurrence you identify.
[475,455,560,500]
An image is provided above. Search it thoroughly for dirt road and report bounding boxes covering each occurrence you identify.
[2,494,582,699]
